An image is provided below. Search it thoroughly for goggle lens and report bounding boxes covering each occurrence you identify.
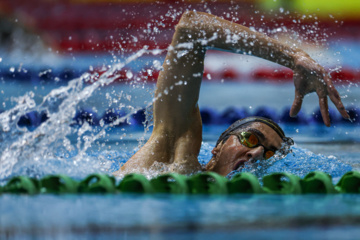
[239,132,275,160]
[265,150,275,159]
[240,132,259,147]
[247,133,259,146]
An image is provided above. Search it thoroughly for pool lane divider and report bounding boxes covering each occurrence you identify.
[1,171,360,195]
[11,105,360,131]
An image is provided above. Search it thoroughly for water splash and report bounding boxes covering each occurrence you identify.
[227,146,352,183]
[0,47,165,180]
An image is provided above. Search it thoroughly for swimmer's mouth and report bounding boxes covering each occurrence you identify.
[233,159,249,171]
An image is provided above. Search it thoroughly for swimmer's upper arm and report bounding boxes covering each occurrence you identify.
[119,12,207,174]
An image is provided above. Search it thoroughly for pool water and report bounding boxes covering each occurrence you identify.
[1,194,360,240]
[1,51,360,239]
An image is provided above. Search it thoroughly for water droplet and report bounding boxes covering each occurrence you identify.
[126,71,133,79]
[177,50,189,58]
[279,8,284,13]
[153,60,162,70]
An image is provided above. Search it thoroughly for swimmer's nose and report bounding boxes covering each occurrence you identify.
[246,146,264,161]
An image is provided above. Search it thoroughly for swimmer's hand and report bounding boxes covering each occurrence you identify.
[290,52,350,126]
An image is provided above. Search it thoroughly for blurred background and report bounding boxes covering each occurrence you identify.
[0,0,360,117]
[1,0,359,77]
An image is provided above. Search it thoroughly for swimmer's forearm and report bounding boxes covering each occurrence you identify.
[175,11,305,69]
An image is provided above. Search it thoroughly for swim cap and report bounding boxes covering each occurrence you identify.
[215,116,286,147]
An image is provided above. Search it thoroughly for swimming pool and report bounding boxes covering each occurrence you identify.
[1,0,360,237]
[1,52,360,239]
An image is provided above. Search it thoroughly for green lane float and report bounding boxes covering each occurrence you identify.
[78,174,116,193]
[1,171,360,195]
[117,173,154,193]
[262,173,302,194]
[301,171,337,194]
[150,173,188,194]
[228,172,263,194]
[187,172,228,194]
[336,171,360,193]
[40,174,79,194]
[2,176,39,195]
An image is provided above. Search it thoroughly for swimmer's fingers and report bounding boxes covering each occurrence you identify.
[313,74,331,126]
[326,77,350,119]
[290,89,304,117]
[317,93,331,127]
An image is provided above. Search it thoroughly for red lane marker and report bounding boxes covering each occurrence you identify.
[221,68,239,81]
[252,68,293,82]
[330,68,358,83]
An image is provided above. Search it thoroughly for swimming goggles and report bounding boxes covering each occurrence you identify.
[230,131,276,160]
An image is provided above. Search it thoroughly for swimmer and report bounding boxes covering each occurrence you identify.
[114,11,349,176]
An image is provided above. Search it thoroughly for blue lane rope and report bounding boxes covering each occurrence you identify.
[8,106,359,129]
[1,171,359,195]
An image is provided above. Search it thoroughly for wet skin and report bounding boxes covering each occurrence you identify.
[206,122,283,176]
[116,11,349,177]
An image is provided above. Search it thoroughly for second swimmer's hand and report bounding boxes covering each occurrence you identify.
[289,52,350,126]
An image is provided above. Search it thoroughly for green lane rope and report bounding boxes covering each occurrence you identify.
[0,171,360,195]
[78,174,116,194]
[2,176,39,195]
[117,173,154,193]
[40,174,79,194]
[301,171,337,194]
[336,171,360,193]
[150,173,188,194]
[262,173,302,194]
[187,172,228,194]
[228,172,263,194]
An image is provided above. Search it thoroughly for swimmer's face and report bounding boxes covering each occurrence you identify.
[205,122,283,176]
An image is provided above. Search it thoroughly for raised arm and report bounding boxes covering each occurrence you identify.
[117,11,348,175]
[167,11,348,125]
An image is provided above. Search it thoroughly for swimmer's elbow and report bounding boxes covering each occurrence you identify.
[178,10,197,25]
[176,10,202,33]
